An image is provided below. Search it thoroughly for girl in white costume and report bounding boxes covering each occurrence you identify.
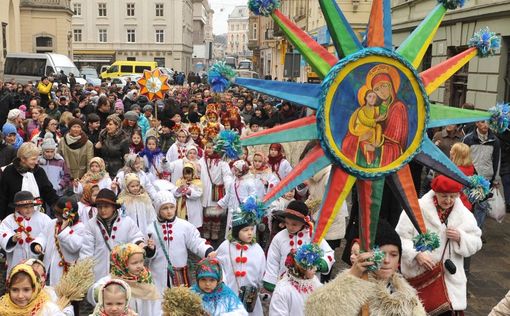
[116,154,158,200]
[73,157,113,195]
[77,184,99,225]
[174,162,204,228]
[167,146,202,184]
[139,136,171,182]
[166,128,194,163]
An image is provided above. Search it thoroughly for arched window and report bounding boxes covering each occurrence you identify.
[35,35,54,53]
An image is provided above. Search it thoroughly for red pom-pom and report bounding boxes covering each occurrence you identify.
[241,271,247,277]
[235,271,242,277]
[69,230,74,235]
[243,245,248,251]
[288,234,293,239]
[328,255,333,262]
[18,239,24,245]
[25,226,32,232]
[162,224,167,229]
[113,226,118,231]
[16,217,23,223]
[169,224,173,228]
[105,236,109,240]
[242,257,248,263]
[112,236,116,240]
[169,237,174,241]
[2,233,6,238]
[169,230,173,234]
[164,237,168,241]
[236,257,242,263]
[236,244,242,250]
[297,240,303,246]
[289,241,294,246]
[163,230,167,234]
[298,232,304,238]
[16,227,23,233]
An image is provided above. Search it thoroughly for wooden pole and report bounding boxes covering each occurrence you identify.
[361,272,369,316]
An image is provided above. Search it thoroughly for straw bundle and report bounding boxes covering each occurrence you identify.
[162,286,208,316]
[54,257,95,309]
[306,199,322,216]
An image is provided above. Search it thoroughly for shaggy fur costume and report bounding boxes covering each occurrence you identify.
[305,270,426,316]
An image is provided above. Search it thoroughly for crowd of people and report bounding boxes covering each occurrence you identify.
[0,73,508,316]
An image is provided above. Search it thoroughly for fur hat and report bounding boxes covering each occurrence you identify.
[124,111,139,122]
[375,219,402,256]
[231,196,264,239]
[154,190,176,213]
[67,118,84,129]
[431,175,463,193]
[123,173,140,189]
[93,188,121,209]
[41,132,57,150]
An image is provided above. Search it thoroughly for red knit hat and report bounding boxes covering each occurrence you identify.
[431,175,463,193]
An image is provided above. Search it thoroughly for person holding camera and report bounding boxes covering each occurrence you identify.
[396,175,482,315]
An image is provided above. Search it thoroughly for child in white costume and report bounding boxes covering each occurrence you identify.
[166,128,193,163]
[200,140,234,240]
[267,143,292,181]
[79,188,144,281]
[74,157,113,194]
[269,243,323,316]
[167,146,202,184]
[218,160,259,237]
[139,135,171,182]
[32,195,85,287]
[89,279,137,316]
[88,243,161,316]
[263,200,335,292]
[117,173,156,237]
[77,184,99,225]
[116,154,158,200]
[0,191,52,275]
[174,162,204,228]
[249,151,279,197]
[146,191,214,294]
[216,196,266,316]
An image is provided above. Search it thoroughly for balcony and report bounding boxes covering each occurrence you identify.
[248,39,258,50]
[20,0,71,10]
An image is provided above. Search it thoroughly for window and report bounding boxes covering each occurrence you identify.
[252,23,257,40]
[236,24,239,31]
[155,30,164,43]
[99,29,107,43]
[98,3,107,17]
[126,57,136,61]
[155,3,164,16]
[2,23,6,59]
[154,57,165,67]
[35,36,53,53]
[73,29,82,42]
[134,65,151,73]
[73,3,81,16]
[126,3,135,17]
[120,65,133,72]
[127,29,136,42]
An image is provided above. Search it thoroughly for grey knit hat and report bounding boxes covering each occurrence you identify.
[41,132,57,150]
[124,111,139,122]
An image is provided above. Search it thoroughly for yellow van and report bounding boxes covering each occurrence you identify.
[99,61,157,79]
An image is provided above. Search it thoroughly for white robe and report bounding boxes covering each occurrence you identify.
[167,158,201,184]
[216,241,266,316]
[396,190,482,311]
[142,152,170,182]
[166,142,189,163]
[199,157,233,208]
[116,170,158,200]
[269,274,322,316]
[45,286,74,316]
[263,228,335,287]
[0,211,52,274]
[88,275,162,316]
[79,214,144,281]
[250,169,279,197]
[77,202,96,226]
[121,197,156,238]
[270,159,292,181]
[174,180,204,228]
[74,176,112,195]
[34,219,86,286]
[218,175,259,237]
[38,301,67,316]
[147,218,212,294]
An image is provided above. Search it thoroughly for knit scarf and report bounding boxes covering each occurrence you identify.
[139,147,162,168]
[110,244,160,301]
[433,195,453,224]
[64,131,89,150]
[0,264,50,316]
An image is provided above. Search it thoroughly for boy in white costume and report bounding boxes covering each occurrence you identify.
[216,196,266,316]
[218,160,259,238]
[263,200,334,292]
[147,190,215,294]
[31,196,85,287]
[200,139,234,240]
[79,188,144,281]
[0,191,52,275]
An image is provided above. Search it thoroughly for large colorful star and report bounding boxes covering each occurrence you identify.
[137,68,171,102]
[238,0,499,251]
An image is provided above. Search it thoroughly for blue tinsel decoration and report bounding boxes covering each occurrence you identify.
[213,130,242,160]
[413,232,441,252]
[437,0,465,10]
[468,27,501,58]
[463,175,491,203]
[294,243,324,269]
[248,0,280,17]
[365,246,385,272]
[240,195,266,222]
[207,61,237,93]
[489,103,510,134]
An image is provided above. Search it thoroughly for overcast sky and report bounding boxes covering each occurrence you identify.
[211,0,247,35]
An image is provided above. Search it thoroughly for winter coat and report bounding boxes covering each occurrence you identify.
[497,130,510,176]
[305,270,426,316]
[432,128,464,157]
[0,142,16,167]
[489,290,510,316]
[38,154,72,195]
[98,129,130,176]
[58,134,94,180]
[463,129,500,182]
[396,190,482,311]
[0,158,59,219]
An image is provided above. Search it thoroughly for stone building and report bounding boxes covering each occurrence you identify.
[226,5,250,58]
[71,0,194,73]
[392,0,510,109]
[192,0,214,72]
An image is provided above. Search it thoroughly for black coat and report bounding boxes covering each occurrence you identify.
[498,130,510,176]
[98,129,130,176]
[0,143,16,167]
[0,158,59,220]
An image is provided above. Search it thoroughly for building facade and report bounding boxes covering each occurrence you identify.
[71,0,194,73]
[249,0,371,82]
[226,5,250,58]
[392,0,510,109]
[192,0,214,73]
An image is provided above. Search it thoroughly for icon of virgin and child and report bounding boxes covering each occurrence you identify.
[341,64,409,168]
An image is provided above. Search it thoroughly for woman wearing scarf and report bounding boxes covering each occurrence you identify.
[0,142,58,219]
[267,143,292,181]
[191,257,248,316]
[58,118,94,180]
[0,263,66,315]
[88,243,161,316]
[96,114,130,176]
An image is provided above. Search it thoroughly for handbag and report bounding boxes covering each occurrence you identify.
[487,187,506,223]
[406,241,452,316]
